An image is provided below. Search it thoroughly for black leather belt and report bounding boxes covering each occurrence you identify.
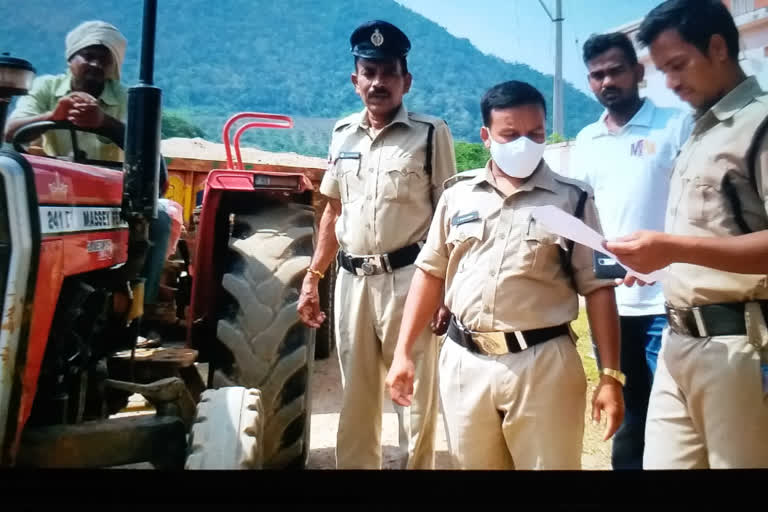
[337,243,422,276]
[447,315,569,356]
[665,301,768,338]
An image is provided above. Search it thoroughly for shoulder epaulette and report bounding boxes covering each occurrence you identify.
[408,111,440,124]
[333,112,360,132]
[443,169,480,190]
[552,172,594,197]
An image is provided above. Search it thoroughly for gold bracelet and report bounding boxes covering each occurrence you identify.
[601,368,626,387]
[307,268,325,279]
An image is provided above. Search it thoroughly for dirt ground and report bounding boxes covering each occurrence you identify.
[305,347,451,469]
[118,339,611,470]
[307,344,612,470]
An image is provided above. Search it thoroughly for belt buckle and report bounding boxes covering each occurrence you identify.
[666,305,685,334]
[471,331,509,356]
[359,255,382,276]
[667,305,698,337]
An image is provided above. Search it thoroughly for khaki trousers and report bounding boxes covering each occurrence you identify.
[438,333,586,470]
[644,321,768,469]
[334,264,438,469]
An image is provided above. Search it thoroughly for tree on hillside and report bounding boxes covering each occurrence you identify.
[162,110,206,139]
[546,133,568,144]
[455,141,489,172]
[3,0,602,153]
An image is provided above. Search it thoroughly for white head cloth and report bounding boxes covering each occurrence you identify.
[65,20,127,80]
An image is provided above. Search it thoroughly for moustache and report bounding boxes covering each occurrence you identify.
[368,89,391,98]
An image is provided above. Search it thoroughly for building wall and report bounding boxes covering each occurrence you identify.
[724,0,768,15]
[543,141,574,177]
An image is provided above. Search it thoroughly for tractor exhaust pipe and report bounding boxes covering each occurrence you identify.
[122,0,161,220]
[138,0,157,86]
[119,0,161,292]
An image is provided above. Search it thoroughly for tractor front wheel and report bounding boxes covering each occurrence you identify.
[185,387,264,469]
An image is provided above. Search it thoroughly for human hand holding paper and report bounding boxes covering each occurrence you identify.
[530,205,669,283]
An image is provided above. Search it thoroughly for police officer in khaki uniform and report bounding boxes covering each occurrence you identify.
[386,80,624,470]
[607,0,768,469]
[297,20,457,469]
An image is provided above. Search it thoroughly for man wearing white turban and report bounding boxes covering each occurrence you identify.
[5,20,128,162]
[6,20,173,335]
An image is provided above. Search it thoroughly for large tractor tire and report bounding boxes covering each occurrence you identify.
[185,387,264,469]
[214,202,316,469]
[314,261,336,360]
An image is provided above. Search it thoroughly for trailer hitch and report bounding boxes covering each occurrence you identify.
[103,376,196,429]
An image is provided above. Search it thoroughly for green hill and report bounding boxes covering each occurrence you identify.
[1,0,601,156]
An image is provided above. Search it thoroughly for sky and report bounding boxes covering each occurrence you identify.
[395,0,664,94]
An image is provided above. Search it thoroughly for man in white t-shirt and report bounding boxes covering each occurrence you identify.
[570,32,693,469]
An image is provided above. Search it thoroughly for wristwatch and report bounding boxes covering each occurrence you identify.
[601,368,626,386]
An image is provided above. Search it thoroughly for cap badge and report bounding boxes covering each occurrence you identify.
[371,28,384,47]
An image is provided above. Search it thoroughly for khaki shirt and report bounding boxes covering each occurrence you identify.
[664,76,768,307]
[9,72,127,162]
[319,105,457,255]
[416,161,614,332]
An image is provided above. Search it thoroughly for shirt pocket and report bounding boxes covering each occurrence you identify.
[338,157,363,204]
[520,218,563,274]
[446,219,484,272]
[685,174,722,227]
[380,157,429,204]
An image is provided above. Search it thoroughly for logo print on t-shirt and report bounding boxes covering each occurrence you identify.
[630,138,656,157]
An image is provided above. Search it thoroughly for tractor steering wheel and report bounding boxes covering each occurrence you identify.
[13,119,169,193]
[12,120,124,165]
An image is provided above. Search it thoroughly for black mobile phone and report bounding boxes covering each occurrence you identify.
[593,250,627,279]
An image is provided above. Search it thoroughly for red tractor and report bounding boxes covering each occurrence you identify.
[0,0,318,469]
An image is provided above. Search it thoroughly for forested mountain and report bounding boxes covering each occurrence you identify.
[1,0,601,156]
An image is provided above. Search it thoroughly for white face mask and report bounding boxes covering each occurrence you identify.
[486,131,546,179]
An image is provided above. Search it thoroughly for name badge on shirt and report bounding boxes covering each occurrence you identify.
[451,210,480,226]
[335,151,362,176]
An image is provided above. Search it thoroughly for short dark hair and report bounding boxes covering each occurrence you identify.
[582,32,638,66]
[481,81,546,127]
[637,0,739,60]
[354,56,409,75]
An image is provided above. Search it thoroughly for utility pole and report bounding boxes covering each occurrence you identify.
[538,0,564,137]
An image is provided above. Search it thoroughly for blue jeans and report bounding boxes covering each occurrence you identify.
[141,201,171,305]
[593,314,665,469]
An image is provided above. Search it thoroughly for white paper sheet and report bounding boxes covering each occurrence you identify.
[531,205,669,283]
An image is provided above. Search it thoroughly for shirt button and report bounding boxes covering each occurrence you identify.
[490,270,496,277]
[369,168,374,173]
[499,233,506,240]
[484,304,491,312]
[366,195,372,200]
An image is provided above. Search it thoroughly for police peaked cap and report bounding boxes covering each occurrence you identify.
[350,20,411,59]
